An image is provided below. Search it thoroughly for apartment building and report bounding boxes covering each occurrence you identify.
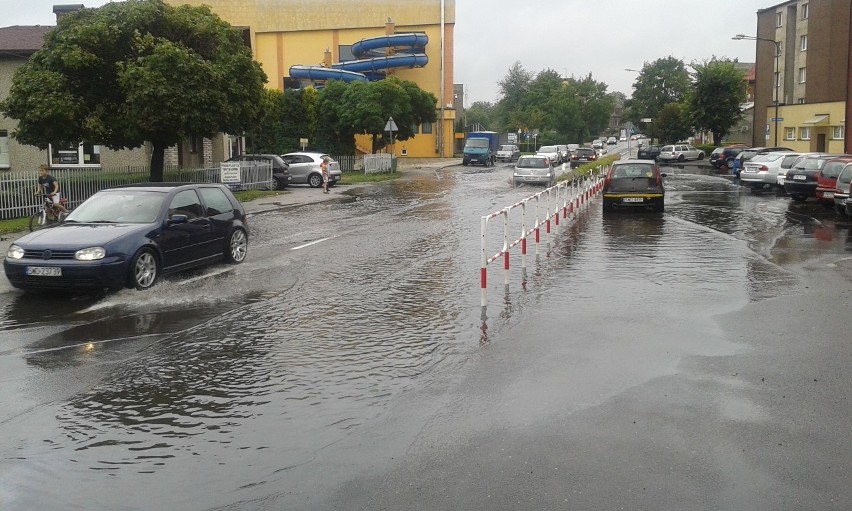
[751,0,851,152]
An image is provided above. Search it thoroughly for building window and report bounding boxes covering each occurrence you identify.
[797,98,806,104]
[0,129,9,168]
[784,127,796,140]
[49,142,101,166]
[800,35,807,51]
[801,3,809,19]
[798,67,806,83]
[421,121,432,134]
[410,123,419,134]
[832,126,844,140]
[776,11,783,27]
[799,127,811,140]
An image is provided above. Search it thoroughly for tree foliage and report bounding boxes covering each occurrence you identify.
[654,103,693,144]
[0,0,268,181]
[625,56,691,126]
[688,58,747,146]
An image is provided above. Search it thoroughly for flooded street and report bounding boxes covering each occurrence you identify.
[1,163,851,510]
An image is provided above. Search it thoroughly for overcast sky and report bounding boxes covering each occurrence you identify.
[4,0,772,105]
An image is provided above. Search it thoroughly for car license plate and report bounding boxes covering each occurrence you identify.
[26,266,61,277]
[622,197,644,203]
[823,192,834,198]
[793,175,807,181]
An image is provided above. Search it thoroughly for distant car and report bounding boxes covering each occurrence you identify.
[784,153,843,202]
[225,154,290,190]
[496,144,521,162]
[570,148,597,168]
[658,144,705,162]
[637,144,662,161]
[535,145,561,165]
[281,152,342,188]
[731,146,795,178]
[556,144,570,163]
[606,137,617,145]
[591,139,604,149]
[513,155,556,187]
[816,156,852,207]
[4,183,249,292]
[708,144,749,169]
[833,163,852,215]
[602,159,666,213]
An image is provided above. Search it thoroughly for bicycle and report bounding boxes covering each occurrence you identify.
[29,194,70,232]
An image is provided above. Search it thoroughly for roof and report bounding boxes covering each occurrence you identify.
[0,25,52,55]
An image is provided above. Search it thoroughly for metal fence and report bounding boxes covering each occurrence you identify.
[0,163,272,220]
[363,154,395,174]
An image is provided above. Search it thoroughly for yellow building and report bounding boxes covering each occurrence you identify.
[165,0,456,158]
[773,102,846,153]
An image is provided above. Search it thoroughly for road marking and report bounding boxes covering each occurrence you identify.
[292,238,331,251]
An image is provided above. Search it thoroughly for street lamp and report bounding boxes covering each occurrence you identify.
[733,33,781,146]
[625,68,643,155]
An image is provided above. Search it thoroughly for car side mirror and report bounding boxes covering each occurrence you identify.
[168,214,189,225]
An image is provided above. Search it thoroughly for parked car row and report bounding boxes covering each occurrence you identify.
[225,152,343,189]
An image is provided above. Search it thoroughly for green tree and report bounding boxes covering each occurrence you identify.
[626,56,691,126]
[0,0,267,181]
[688,58,747,146]
[654,103,693,144]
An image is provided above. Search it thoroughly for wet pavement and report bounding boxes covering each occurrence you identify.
[1,156,851,510]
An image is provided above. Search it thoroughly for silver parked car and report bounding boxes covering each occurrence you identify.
[496,144,521,162]
[280,152,342,188]
[658,144,705,162]
[739,151,796,190]
[513,155,556,187]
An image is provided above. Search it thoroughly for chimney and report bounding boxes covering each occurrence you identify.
[53,4,85,23]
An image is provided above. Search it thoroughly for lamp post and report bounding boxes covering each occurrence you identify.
[733,33,781,146]
[625,68,642,156]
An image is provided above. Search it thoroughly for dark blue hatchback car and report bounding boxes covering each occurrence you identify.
[4,183,248,291]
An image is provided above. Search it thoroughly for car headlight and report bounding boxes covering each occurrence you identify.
[7,244,24,260]
[75,247,106,261]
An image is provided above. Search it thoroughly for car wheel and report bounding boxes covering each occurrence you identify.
[129,248,159,290]
[697,152,705,160]
[677,154,685,162]
[602,198,615,211]
[225,228,248,264]
[791,194,807,202]
[726,158,734,169]
[836,204,847,216]
[307,173,324,188]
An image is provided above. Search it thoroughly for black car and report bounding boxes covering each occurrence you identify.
[602,159,666,212]
[637,144,662,161]
[4,183,249,292]
[709,145,749,169]
[570,148,597,168]
[784,154,845,202]
[225,154,290,190]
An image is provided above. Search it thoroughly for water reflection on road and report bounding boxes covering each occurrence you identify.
[0,163,849,509]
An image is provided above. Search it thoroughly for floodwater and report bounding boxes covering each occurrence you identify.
[0,163,849,510]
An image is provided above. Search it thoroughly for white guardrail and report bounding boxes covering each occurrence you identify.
[479,166,608,313]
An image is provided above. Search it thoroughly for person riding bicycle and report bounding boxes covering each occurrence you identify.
[35,164,68,214]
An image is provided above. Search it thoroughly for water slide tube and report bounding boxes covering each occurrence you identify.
[289,33,429,83]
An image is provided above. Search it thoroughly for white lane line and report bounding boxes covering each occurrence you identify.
[292,238,332,251]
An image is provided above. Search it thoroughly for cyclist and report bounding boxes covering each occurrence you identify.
[34,164,68,214]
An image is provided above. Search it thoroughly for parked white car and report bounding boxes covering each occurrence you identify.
[281,152,342,187]
[496,144,521,162]
[658,144,705,162]
[739,151,796,190]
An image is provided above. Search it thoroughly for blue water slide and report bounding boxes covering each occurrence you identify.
[288,65,368,83]
[289,32,429,84]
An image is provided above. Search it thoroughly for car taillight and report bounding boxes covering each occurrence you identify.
[590,155,596,160]
[759,165,768,172]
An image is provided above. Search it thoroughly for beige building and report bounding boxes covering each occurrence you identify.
[751,0,850,152]
[166,0,457,158]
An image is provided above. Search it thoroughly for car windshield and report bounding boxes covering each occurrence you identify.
[749,153,785,163]
[838,166,852,185]
[612,164,655,178]
[465,139,489,148]
[798,158,830,170]
[781,155,800,168]
[517,157,548,168]
[538,146,557,152]
[499,146,514,151]
[67,190,165,224]
[820,160,849,178]
[576,149,594,156]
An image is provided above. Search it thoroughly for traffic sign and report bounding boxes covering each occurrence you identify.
[770,117,784,121]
